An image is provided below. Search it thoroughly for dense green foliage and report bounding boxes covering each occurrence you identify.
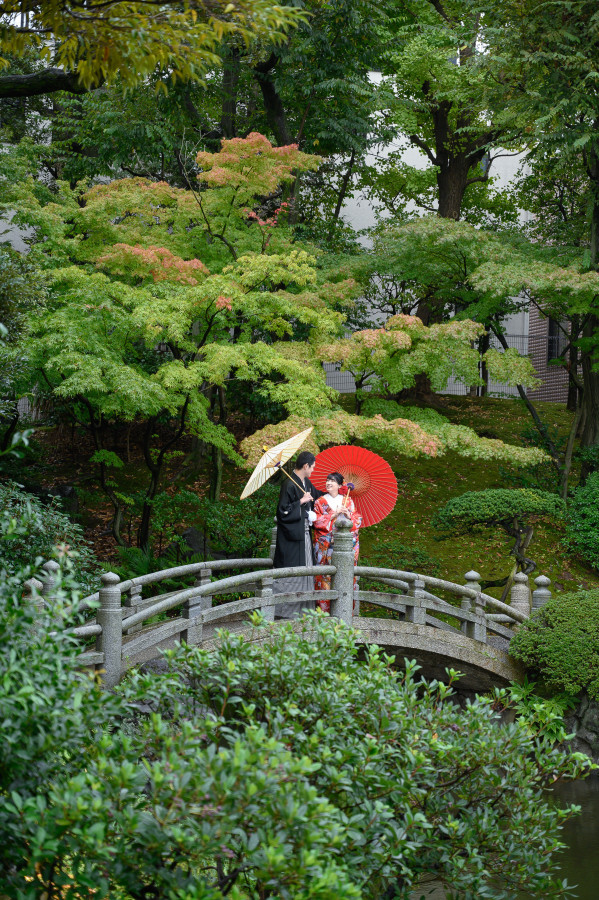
[511,589,599,700]
[0,515,592,897]
[564,473,599,570]
[0,0,303,93]
[0,481,100,591]
[199,481,279,560]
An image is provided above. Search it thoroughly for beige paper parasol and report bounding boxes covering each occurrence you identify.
[240,427,314,500]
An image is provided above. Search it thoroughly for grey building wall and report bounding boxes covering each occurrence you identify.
[527,306,570,403]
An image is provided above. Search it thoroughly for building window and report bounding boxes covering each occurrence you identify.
[547,319,568,361]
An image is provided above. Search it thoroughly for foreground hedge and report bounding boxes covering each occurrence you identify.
[1,546,593,900]
[511,588,599,700]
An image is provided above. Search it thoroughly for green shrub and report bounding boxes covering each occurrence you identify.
[510,588,599,699]
[432,488,565,534]
[362,397,405,419]
[1,503,593,899]
[564,472,599,570]
[199,481,280,559]
[0,480,101,591]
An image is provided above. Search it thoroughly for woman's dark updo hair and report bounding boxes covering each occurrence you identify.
[326,472,344,486]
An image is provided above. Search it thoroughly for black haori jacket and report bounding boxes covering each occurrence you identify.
[273,474,324,568]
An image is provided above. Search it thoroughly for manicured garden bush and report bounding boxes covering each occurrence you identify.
[511,588,599,700]
[564,472,599,571]
[432,488,565,576]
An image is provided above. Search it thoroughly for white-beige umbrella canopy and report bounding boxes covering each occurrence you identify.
[240,427,314,500]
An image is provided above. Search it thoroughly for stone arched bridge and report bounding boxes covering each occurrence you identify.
[28,520,548,692]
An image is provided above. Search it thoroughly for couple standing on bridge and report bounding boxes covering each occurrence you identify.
[272,451,362,619]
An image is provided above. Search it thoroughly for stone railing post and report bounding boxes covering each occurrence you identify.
[123,583,143,634]
[405,576,427,624]
[269,519,278,561]
[462,570,486,642]
[532,575,551,611]
[23,577,44,612]
[183,567,212,646]
[256,573,275,623]
[510,572,531,623]
[41,560,61,603]
[96,572,123,687]
[330,517,354,625]
[461,570,480,635]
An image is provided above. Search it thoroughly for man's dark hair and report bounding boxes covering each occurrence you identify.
[296,450,316,469]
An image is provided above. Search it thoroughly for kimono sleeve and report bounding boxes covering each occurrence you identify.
[277,480,302,525]
[313,496,336,535]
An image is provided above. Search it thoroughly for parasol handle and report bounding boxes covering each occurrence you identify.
[342,482,355,508]
[278,464,309,497]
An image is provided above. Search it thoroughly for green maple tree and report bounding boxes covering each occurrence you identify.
[3,135,344,550]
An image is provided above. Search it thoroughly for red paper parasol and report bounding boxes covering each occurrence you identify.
[311,445,397,527]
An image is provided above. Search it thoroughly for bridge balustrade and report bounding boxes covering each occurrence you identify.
[24,518,548,688]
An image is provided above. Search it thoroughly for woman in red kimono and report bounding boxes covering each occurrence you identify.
[313,472,361,611]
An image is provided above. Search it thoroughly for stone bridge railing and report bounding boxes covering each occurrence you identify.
[25,519,552,688]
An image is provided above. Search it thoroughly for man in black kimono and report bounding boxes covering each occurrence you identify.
[273,450,324,618]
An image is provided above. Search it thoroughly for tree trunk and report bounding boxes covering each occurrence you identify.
[221,47,240,138]
[580,326,599,449]
[437,157,471,220]
[580,154,599,453]
[327,149,356,243]
[567,315,580,411]
[209,446,223,501]
[254,54,291,146]
[138,492,155,554]
[0,410,19,452]
[561,404,583,499]
[479,332,490,396]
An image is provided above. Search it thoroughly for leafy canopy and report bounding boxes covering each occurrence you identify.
[241,406,549,469]
[317,311,539,397]
[0,0,305,92]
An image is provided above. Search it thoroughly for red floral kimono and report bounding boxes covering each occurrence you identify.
[313,494,361,612]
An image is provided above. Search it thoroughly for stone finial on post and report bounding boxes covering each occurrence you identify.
[510,572,531,622]
[41,560,61,602]
[23,577,44,612]
[96,572,123,688]
[462,569,487,643]
[330,516,354,625]
[532,575,551,611]
[463,570,486,642]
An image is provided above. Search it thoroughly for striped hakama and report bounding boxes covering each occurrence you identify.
[273,518,316,619]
